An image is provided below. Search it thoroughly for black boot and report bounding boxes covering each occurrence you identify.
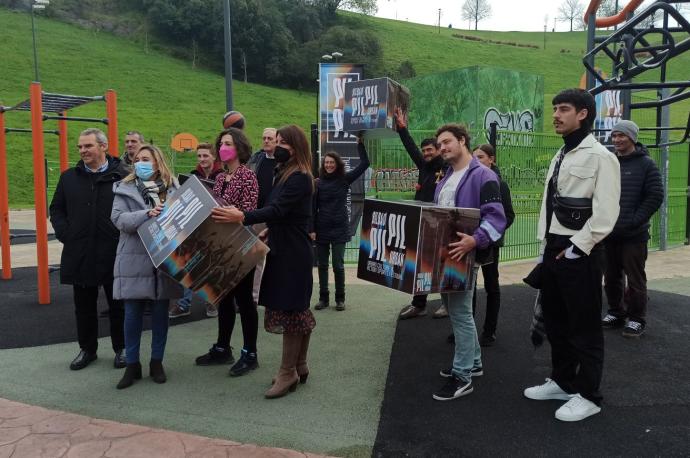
[117,362,142,389]
[149,359,167,384]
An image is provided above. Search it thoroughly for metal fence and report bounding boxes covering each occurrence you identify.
[44,130,688,265]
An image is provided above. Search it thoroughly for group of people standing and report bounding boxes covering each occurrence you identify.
[49,87,663,418]
[50,120,361,399]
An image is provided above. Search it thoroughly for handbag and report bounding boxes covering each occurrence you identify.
[552,195,592,230]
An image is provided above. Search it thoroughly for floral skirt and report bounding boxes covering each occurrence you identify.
[264,309,316,335]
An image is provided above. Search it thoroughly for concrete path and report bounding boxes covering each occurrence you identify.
[0,398,328,458]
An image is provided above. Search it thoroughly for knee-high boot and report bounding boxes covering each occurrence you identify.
[265,333,301,399]
[296,333,311,384]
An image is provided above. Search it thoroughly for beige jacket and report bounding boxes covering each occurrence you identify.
[538,134,621,255]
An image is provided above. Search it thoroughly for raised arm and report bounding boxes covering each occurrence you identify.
[395,106,425,170]
[345,141,371,184]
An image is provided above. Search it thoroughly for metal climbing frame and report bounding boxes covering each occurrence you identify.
[0,83,119,304]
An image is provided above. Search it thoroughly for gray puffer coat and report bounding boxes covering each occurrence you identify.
[111,179,183,301]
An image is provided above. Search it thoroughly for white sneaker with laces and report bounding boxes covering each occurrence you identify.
[524,378,572,401]
[554,394,601,421]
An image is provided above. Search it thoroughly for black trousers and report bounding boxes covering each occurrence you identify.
[217,268,258,353]
[604,240,649,325]
[73,281,124,354]
[541,245,605,406]
[472,246,501,336]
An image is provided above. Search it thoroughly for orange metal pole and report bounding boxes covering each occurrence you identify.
[105,90,119,157]
[30,82,50,304]
[58,111,69,172]
[0,111,12,279]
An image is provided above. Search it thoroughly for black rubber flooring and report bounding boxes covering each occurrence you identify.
[373,285,690,457]
[4,229,56,245]
[0,267,210,349]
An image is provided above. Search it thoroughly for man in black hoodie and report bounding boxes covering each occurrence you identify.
[393,107,448,320]
[601,120,663,338]
[50,128,129,371]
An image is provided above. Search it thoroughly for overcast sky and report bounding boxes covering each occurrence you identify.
[374,0,663,32]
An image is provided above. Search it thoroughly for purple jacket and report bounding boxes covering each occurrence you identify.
[434,156,507,249]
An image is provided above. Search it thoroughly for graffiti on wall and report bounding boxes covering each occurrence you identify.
[483,108,535,146]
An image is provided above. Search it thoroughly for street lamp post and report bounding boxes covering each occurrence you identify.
[223,0,234,111]
[30,0,50,82]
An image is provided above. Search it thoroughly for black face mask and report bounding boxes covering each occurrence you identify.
[274,145,291,163]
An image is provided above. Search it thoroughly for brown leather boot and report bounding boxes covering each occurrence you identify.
[296,333,311,384]
[265,334,301,399]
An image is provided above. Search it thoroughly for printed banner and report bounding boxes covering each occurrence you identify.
[344,77,410,138]
[319,63,366,236]
[138,175,269,305]
[357,199,480,295]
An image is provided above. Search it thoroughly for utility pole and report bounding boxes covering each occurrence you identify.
[438,9,441,34]
[223,0,234,111]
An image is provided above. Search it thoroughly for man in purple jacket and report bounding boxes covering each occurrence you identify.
[431,124,506,401]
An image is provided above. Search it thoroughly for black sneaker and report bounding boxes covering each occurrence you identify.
[479,333,496,347]
[440,367,483,378]
[229,349,258,377]
[622,320,645,338]
[432,376,473,401]
[601,314,625,328]
[195,344,234,366]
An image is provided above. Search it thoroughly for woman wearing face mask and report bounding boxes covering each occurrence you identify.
[311,135,369,311]
[170,142,224,319]
[214,125,314,399]
[111,145,183,389]
[194,127,260,377]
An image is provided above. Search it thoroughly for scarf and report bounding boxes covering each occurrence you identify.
[136,177,167,208]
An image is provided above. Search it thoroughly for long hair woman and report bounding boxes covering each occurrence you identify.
[471,144,515,346]
[312,136,369,311]
[215,124,315,399]
[111,144,183,389]
[194,127,260,377]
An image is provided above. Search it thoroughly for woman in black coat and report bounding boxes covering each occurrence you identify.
[214,124,315,399]
[311,139,369,311]
[471,144,515,346]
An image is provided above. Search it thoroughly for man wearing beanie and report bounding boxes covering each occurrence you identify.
[601,120,663,337]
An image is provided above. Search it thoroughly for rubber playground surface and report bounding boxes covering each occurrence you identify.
[1,258,689,456]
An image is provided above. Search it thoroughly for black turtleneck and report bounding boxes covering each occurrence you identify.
[562,125,590,154]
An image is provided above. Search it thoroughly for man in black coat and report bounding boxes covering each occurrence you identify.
[601,120,664,338]
[394,108,447,320]
[49,128,129,370]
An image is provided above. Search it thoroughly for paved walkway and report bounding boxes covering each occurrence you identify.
[0,398,326,458]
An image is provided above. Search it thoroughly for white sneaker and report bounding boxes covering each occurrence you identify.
[524,378,572,401]
[555,394,601,422]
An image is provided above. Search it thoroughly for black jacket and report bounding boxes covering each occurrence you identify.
[312,143,370,244]
[398,127,445,202]
[608,144,664,242]
[494,167,516,247]
[49,155,128,286]
[244,171,313,312]
[248,150,276,209]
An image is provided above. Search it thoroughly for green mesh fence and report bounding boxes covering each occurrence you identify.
[43,131,688,265]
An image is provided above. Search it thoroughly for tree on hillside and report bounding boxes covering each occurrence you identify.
[318,0,378,16]
[558,0,585,32]
[461,0,492,31]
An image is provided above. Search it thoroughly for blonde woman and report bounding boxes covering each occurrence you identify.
[217,125,315,399]
[111,144,183,389]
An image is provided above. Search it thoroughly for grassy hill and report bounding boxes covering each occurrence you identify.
[0,8,314,206]
[2,7,688,207]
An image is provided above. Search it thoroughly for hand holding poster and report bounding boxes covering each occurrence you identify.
[344,77,410,139]
[138,175,269,305]
[357,199,480,295]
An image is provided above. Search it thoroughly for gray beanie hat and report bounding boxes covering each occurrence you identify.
[611,120,639,143]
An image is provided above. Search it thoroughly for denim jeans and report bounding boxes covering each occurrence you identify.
[124,299,169,364]
[177,288,193,311]
[442,271,481,383]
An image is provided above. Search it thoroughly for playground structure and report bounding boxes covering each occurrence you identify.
[582,0,690,250]
[0,83,119,304]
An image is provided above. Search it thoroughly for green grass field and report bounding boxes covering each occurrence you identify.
[2,7,689,207]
